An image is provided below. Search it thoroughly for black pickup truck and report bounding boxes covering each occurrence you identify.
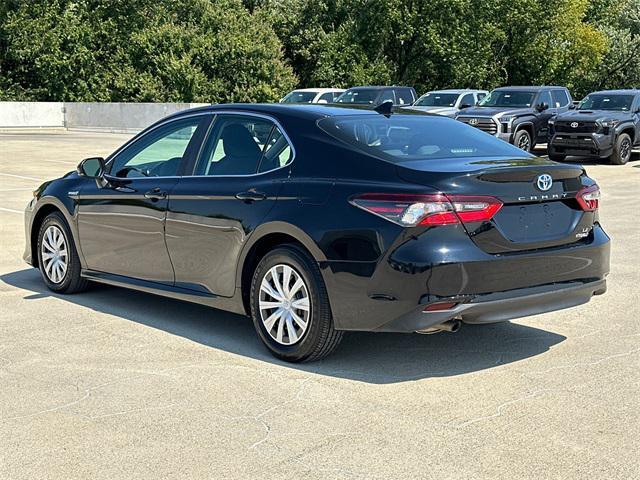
[548,90,640,165]
[455,86,573,152]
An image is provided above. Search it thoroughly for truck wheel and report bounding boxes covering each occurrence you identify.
[514,129,532,152]
[250,244,343,362]
[610,133,632,165]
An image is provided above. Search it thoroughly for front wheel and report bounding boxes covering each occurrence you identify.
[610,133,632,165]
[250,245,343,362]
[37,212,89,293]
[513,129,532,152]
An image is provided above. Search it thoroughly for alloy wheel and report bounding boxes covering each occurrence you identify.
[259,264,310,345]
[41,225,68,284]
[517,134,530,151]
[620,138,631,162]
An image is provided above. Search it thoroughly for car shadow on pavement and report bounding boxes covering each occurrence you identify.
[1,269,566,384]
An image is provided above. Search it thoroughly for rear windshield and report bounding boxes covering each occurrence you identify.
[578,94,635,111]
[281,91,317,103]
[335,89,379,104]
[317,114,529,163]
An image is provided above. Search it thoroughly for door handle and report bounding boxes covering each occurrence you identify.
[235,191,266,202]
[144,188,167,200]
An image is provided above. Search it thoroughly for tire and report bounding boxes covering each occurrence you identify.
[250,244,343,362]
[36,212,89,294]
[548,152,566,162]
[610,133,632,165]
[513,129,532,152]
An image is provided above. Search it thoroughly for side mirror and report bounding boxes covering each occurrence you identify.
[536,102,549,112]
[77,157,105,178]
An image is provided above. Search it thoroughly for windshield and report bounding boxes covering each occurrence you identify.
[317,114,530,163]
[281,91,317,104]
[414,93,459,107]
[335,89,379,104]
[479,90,536,108]
[578,94,635,111]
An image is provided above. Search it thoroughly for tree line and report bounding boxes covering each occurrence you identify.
[0,0,638,103]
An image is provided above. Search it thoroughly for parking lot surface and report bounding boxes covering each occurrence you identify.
[1,131,639,479]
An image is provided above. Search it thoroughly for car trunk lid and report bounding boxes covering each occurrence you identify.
[396,156,595,253]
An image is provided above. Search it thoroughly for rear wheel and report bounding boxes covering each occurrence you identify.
[250,245,343,362]
[37,212,88,293]
[610,133,632,165]
[514,129,532,152]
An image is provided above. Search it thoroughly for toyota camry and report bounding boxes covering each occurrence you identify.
[23,103,610,362]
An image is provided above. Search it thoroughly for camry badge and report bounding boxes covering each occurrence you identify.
[570,122,579,128]
[536,174,553,192]
[469,118,479,125]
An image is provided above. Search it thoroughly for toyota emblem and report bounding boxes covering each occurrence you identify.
[570,122,579,128]
[469,118,479,125]
[536,174,553,192]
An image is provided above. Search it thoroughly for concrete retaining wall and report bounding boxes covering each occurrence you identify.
[0,102,209,132]
[0,102,64,128]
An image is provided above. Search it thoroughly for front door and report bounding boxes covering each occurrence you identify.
[535,89,555,143]
[166,113,294,296]
[77,114,209,283]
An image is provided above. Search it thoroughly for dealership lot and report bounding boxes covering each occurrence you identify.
[1,131,638,479]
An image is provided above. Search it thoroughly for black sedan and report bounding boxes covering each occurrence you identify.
[23,104,610,362]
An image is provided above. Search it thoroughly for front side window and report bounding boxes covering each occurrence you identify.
[109,117,203,178]
[479,90,537,108]
[379,89,395,104]
[551,89,570,108]
[318,92,335,103]
[318,114,529,164]
[459,93,475,107]
[537,90,553,108]
[578,94,635,111]
[415,93,459,107]
[395,89,414,105]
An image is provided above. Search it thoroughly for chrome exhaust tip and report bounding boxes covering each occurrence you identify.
[416,319,461,334]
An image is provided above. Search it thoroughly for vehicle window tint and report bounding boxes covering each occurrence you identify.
[538,90,553,108]
[195,115,274,176]
[551,90,570,108]
[395,89,414,105]
[258,126,294,173]
[332,92,342,101]
[378,89,395,104]
[476,92,487,101]
[460,93,475,106]
[318,92,334,103]
[318,114,530,163]
[110,117,203,178]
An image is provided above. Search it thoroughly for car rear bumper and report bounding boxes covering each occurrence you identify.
[377,279,606,332]
[322,224,610,332]
[549,133,613,158]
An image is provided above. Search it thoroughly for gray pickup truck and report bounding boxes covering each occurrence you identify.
[548,89,640,165]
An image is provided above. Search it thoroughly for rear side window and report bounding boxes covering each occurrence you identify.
[459,93,475,107]
[551,90,570,108]
[195,115,274,176]
[395,89,414,105]
[317,114,530,163]
[318,92,334,103]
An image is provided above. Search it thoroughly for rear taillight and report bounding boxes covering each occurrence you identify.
[576,184,600,212]
[351,193,502,227]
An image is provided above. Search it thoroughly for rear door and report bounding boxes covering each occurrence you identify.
[77,114,209,283]
[165,113,293,296]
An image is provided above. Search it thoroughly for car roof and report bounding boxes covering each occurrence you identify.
[291,88,345,93]
[588,89,640,96]
[345,86,414,91]
[167,103,388,123]
[493,86,567,92]
[421,89,486,95]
